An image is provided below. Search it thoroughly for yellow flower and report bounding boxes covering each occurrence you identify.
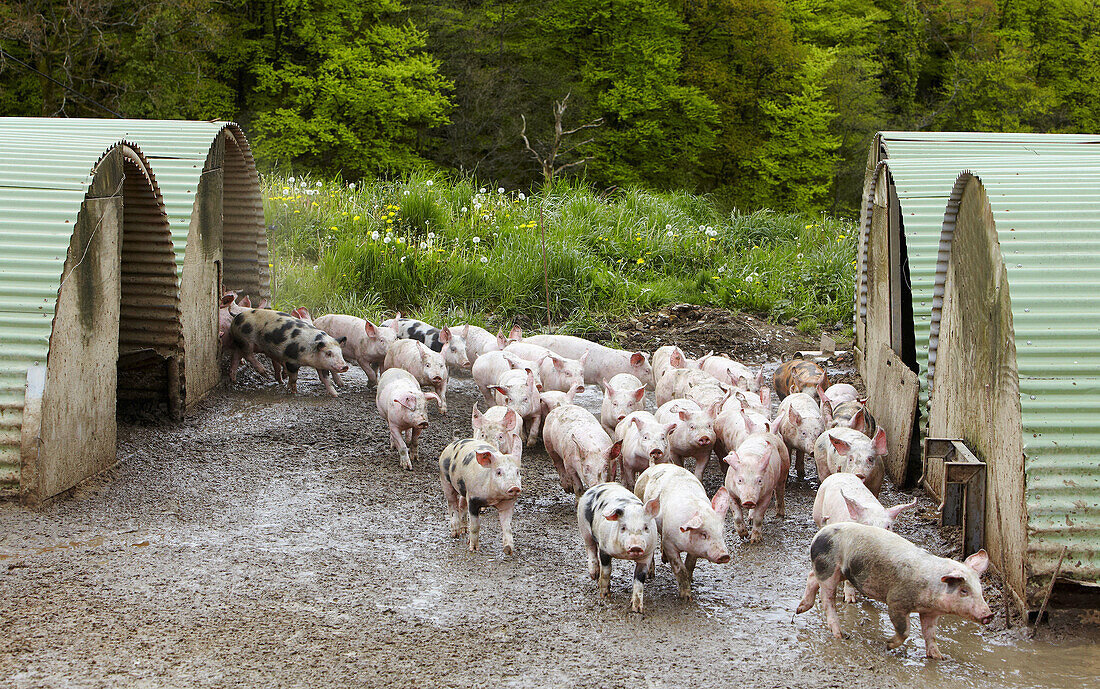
[636,258,645,265]
[354,215,361,221]
[708,238,716,242]
[268,263,274,268]
[293,210,300,214]
[330,226,338,231]
[311,202,318,207]
[341,212,348,216]
[838,234,846,239]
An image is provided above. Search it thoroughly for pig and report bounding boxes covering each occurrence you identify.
[634,464,731,599]
[461,325,508,365]
[655,399,716,479]
[796,522,993,659]
[657,367,729,414]
[652,345,698,386]
[814,427,888,496]
[714,405,770,458]
[471,350,543,405]
[697,353,764,392]
[577,482,660,613]
[383,338,449,413]
[312,314,399,385]
[774,359,829,400]
[613,411,673,491]
[523,334,653,389]
[228,307,349,396]
[654,367,692,407]
[438,438,522,554]
[218,292,244,349]
[543,404,623,496]
[600,373,647,434]
[818,382,859,412]
[722,432,790,543]
[381,317,471,371]
[723,386,771,417]
[773,392,828,480]
[539,389,579,417]
[827,400,878,438]
[471,405,523,455]
[489,368,543,446]
[376,367,442,470]
[505,342,587,396]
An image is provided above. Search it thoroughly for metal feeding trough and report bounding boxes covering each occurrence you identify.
[922,438,986,558]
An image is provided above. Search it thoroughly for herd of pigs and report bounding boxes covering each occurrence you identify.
[217,293,994,660]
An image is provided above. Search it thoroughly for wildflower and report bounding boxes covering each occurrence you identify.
[342,212,348,216]
[268,263,274,268]
[480,256,488,264]
[427,232,436,240]
[403,191,410,197]
[300,182,307,189]
[354,215,361,221]
[797,253,803,259]
[348,182,356,189]
[745,275,754,283]
[480,187,487,194]
[330,226,338,231]
[289,177,296,183]
[426,180,434,187]
[383,236,392,244]
[397,237,405,244]
[462,207,468,213]
[472,236,481,244]
[518,192,526,201]
[311,202,318,207]
[665,224,672,230]
[420,242,427,249]
[400,256,406,263]
[497,187,504,194]
[713,276,719,280]
[293,210,300,214]
[371,231,380,240]
[282,187,290,192]
[699,224,706,231]
[666,230,674,237]
[316,182,322,188]
[636,258,645,265]
[805,224,813,229]
[838,234,846,239]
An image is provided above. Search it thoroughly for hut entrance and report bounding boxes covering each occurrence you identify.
[115,155,184,419]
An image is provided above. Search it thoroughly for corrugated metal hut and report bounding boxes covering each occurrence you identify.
[855,132,1100,487]
[927,169,1100,610]
[0,119,269,502]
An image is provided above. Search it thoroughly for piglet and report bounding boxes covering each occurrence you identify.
[773,392,828,480]
[698,353,764,392]
[539,389,579,417]
[714,406,770,458]
[827,400,877,438]
[543,404,623,496]
[384,338,449,413]
[796,522,993,658]
[471,405,523,455]
[383,317,471,371]
[461,325,509,365]
[228,307,349,396]
[774,359,829,400]
[652,345,698,387]
[723,432,790,543]
[578,482,659,613]
[634,464,731,599]
[614,411,673,491]
[438,439,522,554]
[471,350,542,404]
[312,314,399,385]
[813,427,888,496]
[813,472,916,602]
[655,399,715,479]
[818,382,858,411]
[376,367,441,470]
[505,342,587,396]
[489,368,543,446]
[600,373,647,434]
[524,334,653,389]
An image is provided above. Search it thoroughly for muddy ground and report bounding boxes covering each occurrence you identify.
[2,312,1099,688]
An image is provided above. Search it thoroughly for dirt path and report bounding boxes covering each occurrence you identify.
[1,364,1097,689]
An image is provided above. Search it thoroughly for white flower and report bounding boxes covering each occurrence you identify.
[398,237,405,244]
[497,187,504,194]
[288,177,296,183]
[427,232,436,240]
[480,256,488,264]
[461,207,468,213]
[665,224,672,231]
[745,275,754,283]
[383,236,392,244]
[666,230,674,237]
[419,242,427,249]
[282,186,290,192]
[472,236,481,244]
[699,224,706,231]
[400,256,407,264]
[480,188,487,194]
[403,190,410,197]
[796,253,803,259]
[518,192,526,200]
[371,231,380,240]
[316,181,322,188]
[348,182,356,189]
[300,182,307,189]
[426,180,434,187]
[705,228,718,237]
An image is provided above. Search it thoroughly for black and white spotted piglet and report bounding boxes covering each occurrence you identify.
[438,439,522,555]
[229,308,349,397]
[577,482,659,613]
[383,317,470,370]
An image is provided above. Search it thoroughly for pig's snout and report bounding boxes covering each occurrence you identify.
[507,485,522,496]
[462,362,472,369]
[617,414,626,421]
[697,435,712,446]
[854,472,867,480]
[338,365,349,372]
[980,613,994,625]
[741,500,757,510]
[714,552,731,564]
[627,545,645,557]
[650,448,663,459]
[432,376,444,384]
[417,420,430,429]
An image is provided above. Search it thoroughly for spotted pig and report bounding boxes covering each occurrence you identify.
[438,438,522,554]
[229,307,349,396]
[773,359,829,400]
[577,482,660,613]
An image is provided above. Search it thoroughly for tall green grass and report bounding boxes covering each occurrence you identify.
[264,173,857,335]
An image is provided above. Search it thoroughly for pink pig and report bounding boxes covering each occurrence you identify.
[376,367,441,470]
[312,314,399,385]
[543,404,623,496]
[722,432,790,543]
[384,338,449,414]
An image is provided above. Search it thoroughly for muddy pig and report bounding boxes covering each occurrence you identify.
[524,334,653,389]
[460,325,509,365]
[655,399,716,479]
[377,367,442,470]
[600,373,647,435]
[471,405,523,455]
[383,317,470,371]
[578,482,660,613]
[714,406,770,458]
[634,464,731,599]
[438,439,522,554]
[814,427,888,496]
[652,345,698,387]
[818,382,858,411]
[312,314,399,385]
[543,404,623,496]
[723,432,790,543]
[472,350,542,405]
[773,392,828,480]
[384,338,449,413]
[814,473,915,602]
[489,368,543,446]
[539,389,579,418]
[698,353,764,392]
[614,411,673,491]
[796,522,993,659]
[827,400,877,438]
[773,359,829,400]
[229,307,349,396]
[505,342,587,396]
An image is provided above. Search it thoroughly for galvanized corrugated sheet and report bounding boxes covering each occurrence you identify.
[926,168,1100,587]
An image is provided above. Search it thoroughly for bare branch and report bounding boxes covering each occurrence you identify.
[561,118,604,137]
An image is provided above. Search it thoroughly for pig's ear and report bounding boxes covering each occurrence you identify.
[602,506,624,521]
[665,422,678,435]
[708,399,724,419]
[424,392,442,411]
[525,370,538,391]
[439,327,451,343]
[850,408,866,433]
[220,293,237,307]
[495,331,507,349]
[240,296,252,308]
[723,450,740,467]
[630,352,646,367]
[489,385,509,397]
[475,450,494,467]
[841,492,866,521]
[872,428,888,455]
[886,498,917,520]
[680,513,704,532]
[678,410,691,421]
[763,420,772,433]
[398,393,418,411]
[631,415,644,430]
[760,387,771,409]
[633,386,646,403]
[551,355,565,370]
[364,320,378,337]
[754,368,765,390]
[509,325,523,341]
[711,486,731,516]
[643,497,660,518]
[816,380,828,400]
[602,381,613,396]
[670,349,685,367]
[788,406,803,426]
[579,349,590,365]
[828,435,852,455]
[822,401,833,426]
[740,409,754,430]
[471,406,483,428]
[963,549,990,575]
[462,324,470,338]
[608,440,623,461]
[389,318,401,333]
[503,408,519,432]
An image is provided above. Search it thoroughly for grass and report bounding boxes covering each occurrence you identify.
[264,173,858,336]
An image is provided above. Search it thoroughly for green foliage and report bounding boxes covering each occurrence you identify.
[265,173,857,332]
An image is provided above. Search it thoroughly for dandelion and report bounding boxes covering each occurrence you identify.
[397,237,405,244]
[400,256,406,264]
[666,230,674,237]
[427,232,436,240]
[462,207,468,213]
[665,224,672,230]
[371,231,380,240]
[745,275,754,283]
[403,190,410,197]
[282,186,290,192]
[316,181,322,188]
[289,177,296,183]
[426,180,434,187]
[480,188,487,194]
[348,182,356,189]
[518,192,526,201]
[497,187,504,194]
[838,234,846,239]
[342,212,348,216]
[480,256,488,264]
[805,224,813,229]
[300,182,307,189]
[420,242,427,249]
[330,226,338,231]
[311,202,318,207]
[636,258,645,265]
[354,215,361,221]
[383,236,392,244]
[797,253,803,259]
[472,236,481,244]
[699,224,706,231]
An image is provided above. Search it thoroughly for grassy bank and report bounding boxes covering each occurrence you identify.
[264,173,857,336]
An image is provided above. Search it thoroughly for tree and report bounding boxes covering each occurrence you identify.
[520,94,603,184]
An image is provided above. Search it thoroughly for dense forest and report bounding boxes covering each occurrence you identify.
[2,0,1099,214]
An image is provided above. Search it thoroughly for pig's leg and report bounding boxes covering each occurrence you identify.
[478,385,495,406]
[319,370,339,397]
[270,358,283,382]
[583,532,600,580]
[409,427,423,464]
[441,479,462,537]
[547,447,569,492]
[467,500,482,552]
[229,348,243,383]
[685,554,698,578]
[796,570,819,613]
[750,495,772,543]
[332,369,345,387]
[631,558,649,613]
[844,582,858,603]
[693,451,708,480]
[819,567,845,638]
[622,466,636,492]
[457,496,469,535]
[795,449,806,480]
[597,550,613,598]
[730,500,748,538]
[497,499,516,555]
[363,362,379,385]
[886,605,911,651]
[919,612,944,659]
[286,364,300,394]
[388,423,412,470]
[436,381,448,414]
[647,551,657,581]
[664,542,692,599]
[526,412,542,447]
